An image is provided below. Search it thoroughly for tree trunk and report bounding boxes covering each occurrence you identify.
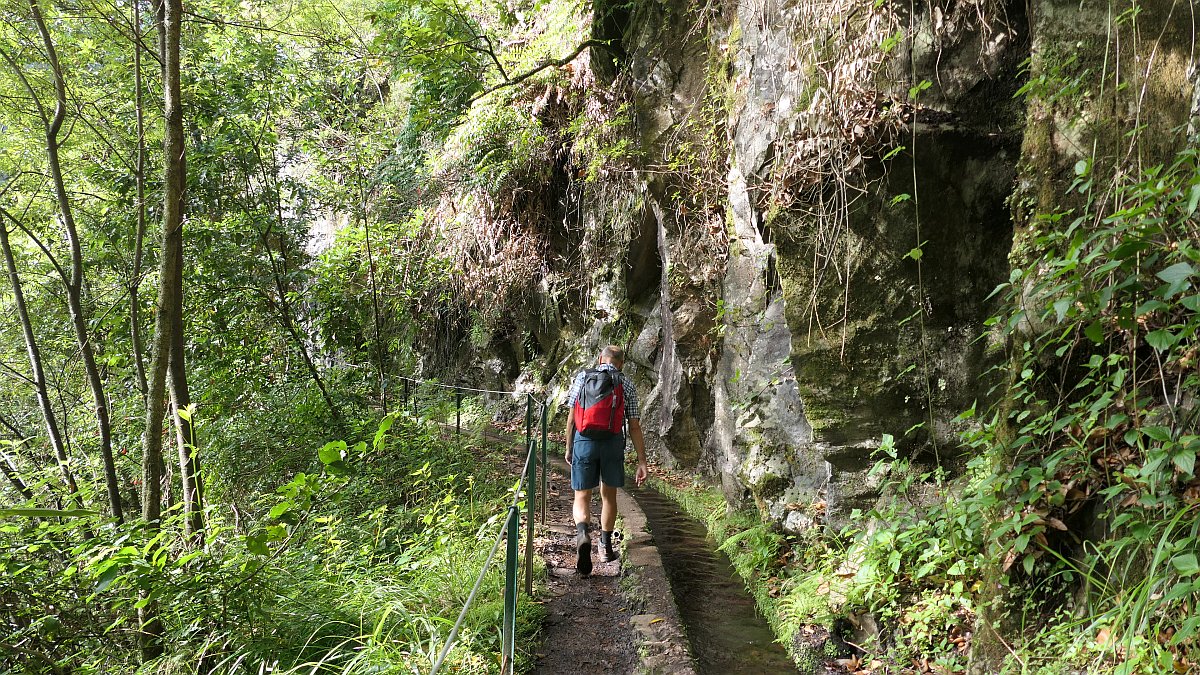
[130,0,149,399]
[258,155,345,430]
[27,0,123,523]
[169,236,203,543]
[0,219,80,508]
[139,0,185,658]
[0,447,35,502]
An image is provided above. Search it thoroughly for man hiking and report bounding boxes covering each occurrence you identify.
[564,345,648,576]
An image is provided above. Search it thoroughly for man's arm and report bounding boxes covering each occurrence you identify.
[565,407,575,465]
[627,418,648,485]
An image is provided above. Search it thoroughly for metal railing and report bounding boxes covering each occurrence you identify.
[396,376,550,675]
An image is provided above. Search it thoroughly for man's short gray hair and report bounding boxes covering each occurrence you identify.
[600,345,625,363]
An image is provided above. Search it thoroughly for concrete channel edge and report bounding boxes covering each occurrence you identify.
[616,488,699,675]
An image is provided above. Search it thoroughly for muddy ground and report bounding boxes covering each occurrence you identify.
[530,471,640,674]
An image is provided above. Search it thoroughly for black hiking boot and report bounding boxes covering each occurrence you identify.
[575,522,592,576]
[600,530,619,563]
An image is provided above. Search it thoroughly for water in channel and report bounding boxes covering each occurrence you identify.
[628,485,800,674]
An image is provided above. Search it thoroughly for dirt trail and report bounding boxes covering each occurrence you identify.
[531,462,694,674]
[531,472,637,673]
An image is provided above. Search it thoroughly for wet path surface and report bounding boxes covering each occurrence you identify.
[531,473,639,675]
[628,485,800,675]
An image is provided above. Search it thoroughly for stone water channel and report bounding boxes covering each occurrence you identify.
[627,485,800,674]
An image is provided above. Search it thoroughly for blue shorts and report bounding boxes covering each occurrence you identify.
[571,432,626,490]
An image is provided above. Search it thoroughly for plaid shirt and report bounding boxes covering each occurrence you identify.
[565,364,640,421]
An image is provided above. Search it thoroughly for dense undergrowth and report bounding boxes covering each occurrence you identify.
[2,399,542,674]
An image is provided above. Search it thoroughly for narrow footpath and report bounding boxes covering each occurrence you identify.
[532,460,696,675]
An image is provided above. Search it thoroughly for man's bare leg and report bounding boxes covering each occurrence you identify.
[573,489,593,575]
[573,488,593,526]
[599,483,617,531]
[599,483,619,562]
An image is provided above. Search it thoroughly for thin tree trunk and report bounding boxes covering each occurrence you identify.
[130,0,149,399]
[0,220,81,508]
[27,0,123,523]
[169,235,202,543]
[152,0,202,545]
[265,237,345,429]
[139,0,185,657]
[261,156,345,430]
[1,447,35,501]
[0,366,40,503]
[355,152,386,409]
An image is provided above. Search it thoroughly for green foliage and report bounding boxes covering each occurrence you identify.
[0,413,538,674]
[371,0,487,142]
[717,523,783,582]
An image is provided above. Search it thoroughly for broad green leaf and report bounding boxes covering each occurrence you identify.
[1015,533,1030,552]
[373,414,396,450]
[1142,426,1173,442]
[269,502,292,520]
[1084,321,1105,344]
[245,535,269,556]
[1052,298,1071,322]
[94,563,122,593]
[1171,553,1200,576]
[1156,262,1195,297]
[1145,329,1177,351]
[1173,451,1196,476]
[1135,299,1169,316]
[1172,615,1200,645]
[318,440,345,465]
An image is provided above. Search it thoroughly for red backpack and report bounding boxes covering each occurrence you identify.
[573,368,625,438]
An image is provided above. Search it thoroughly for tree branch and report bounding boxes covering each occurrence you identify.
[0,45,49,127]
[470,39,610,103]
[0,207,68,287]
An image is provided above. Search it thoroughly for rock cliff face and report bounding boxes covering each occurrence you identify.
[539,0,1025,529]
[526,0,1197,543]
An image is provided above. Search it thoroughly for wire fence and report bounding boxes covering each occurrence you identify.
[400,376,551,675]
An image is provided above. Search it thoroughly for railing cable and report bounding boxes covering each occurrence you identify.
[399,374,550,675]
[429,436,535,675]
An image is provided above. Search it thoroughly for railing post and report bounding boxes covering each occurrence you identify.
[402,378,409,409]
[456,391,462,438]
[540,402,548,524]
[525,439,536,596]
[524,394,532,453]
[502,506,519,674]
